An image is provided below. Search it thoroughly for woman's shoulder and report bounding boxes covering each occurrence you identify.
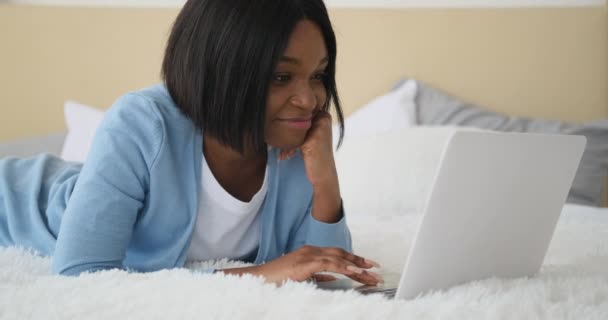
[105,84,183,125]
[102,84,196,140]
[91,84,199,169]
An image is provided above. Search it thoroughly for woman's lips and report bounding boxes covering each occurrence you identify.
[277,117,313,130]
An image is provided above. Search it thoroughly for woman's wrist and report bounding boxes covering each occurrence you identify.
[311,180,342,224]
[220,264,283,283]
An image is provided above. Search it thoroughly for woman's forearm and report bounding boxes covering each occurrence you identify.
[219,265,263,277]
[311,179,342,224]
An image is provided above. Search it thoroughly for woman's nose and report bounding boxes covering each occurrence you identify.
[289,83,317,111]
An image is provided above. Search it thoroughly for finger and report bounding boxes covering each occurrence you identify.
[321,247,381,269]
[309,110,332,130]
[365,259,382,268]
[314,111,332,126]
[330,262,382,286]
[345,269,384,286]
[312,274,337,282]
[309,256,377,284]
[305,257,382,286]
[313,110,332,121]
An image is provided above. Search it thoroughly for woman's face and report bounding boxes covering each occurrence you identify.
[265,19,329,150]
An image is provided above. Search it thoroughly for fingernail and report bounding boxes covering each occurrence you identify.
[346,265,364,274]
[366,271,384,283]
[365,259,381,268]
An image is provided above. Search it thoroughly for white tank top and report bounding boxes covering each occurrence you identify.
[186,153,268,262]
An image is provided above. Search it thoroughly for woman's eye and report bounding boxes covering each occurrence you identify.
[312,72,327,81]
[273,74,291,83]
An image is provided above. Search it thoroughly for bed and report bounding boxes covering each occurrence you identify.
[1,105,607,319]
[1,202,607,319]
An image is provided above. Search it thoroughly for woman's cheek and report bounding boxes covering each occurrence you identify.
[314,87,326,105]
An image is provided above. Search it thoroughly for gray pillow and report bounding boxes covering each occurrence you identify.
[413,80,608,207]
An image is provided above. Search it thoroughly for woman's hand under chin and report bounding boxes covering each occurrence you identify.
[278,110,337,188]
[278,111,342,223]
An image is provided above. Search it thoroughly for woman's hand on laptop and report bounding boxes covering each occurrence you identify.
[221,245,382,285]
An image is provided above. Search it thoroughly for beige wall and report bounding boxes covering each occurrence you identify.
[0,5,176,141]
[332,8,606,120]
[0,5,606,142]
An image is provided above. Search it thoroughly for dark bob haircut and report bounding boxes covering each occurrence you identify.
[162,0,344,153]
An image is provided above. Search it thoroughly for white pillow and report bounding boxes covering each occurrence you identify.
[335,126,482,216]
[333,79,417,146]
[61,100,105,162]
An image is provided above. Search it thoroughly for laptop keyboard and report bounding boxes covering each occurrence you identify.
[315,272,401,298]
[358,287,397,298]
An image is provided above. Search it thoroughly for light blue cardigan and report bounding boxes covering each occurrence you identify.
[0,84,352,276]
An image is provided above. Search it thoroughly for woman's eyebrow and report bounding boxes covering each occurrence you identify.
[279,56,329,65]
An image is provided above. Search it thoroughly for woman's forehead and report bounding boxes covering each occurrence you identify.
[281,20,328,65]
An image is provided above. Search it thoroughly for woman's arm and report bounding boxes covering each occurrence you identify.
[279,111,344,223]
[310,165,342,223]
[52,93,163,276]
[278,110,351,251]
[235,111,383,286]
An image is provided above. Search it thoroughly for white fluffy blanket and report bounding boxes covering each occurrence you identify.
[1,204,607,320]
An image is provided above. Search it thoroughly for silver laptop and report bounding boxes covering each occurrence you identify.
[318,131,586,300]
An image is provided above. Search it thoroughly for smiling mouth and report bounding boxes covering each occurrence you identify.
[277,117,313,130]
[277,116,313,122]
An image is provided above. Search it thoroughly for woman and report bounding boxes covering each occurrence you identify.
[0,0,381,285]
